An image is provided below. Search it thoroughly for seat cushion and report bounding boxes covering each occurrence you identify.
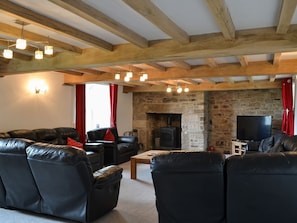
[117,143,134,153]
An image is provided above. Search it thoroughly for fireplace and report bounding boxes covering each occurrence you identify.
[147,113,181,150]
[160,127,181,148]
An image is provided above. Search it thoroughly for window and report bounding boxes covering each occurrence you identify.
[85,84,110,131]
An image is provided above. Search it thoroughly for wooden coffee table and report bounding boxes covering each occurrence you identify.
[130,150,170,179]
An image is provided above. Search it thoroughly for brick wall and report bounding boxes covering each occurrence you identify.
[208,89,282,153]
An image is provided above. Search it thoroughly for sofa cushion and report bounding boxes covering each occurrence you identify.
[104,129,115,141]
[34,128,58,144]
[8,129,37,141]
[258,136,274,152]
[67,137,84,151]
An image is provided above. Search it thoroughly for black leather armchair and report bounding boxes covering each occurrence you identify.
[226,152,297,223]
[26,142,123,223]
[151,151,225,223]
[87,127,139,165]
[0,138,41,211]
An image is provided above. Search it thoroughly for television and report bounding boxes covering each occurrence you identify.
[236,115,272,141]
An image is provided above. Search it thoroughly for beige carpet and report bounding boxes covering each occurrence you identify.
[0,161,158,223]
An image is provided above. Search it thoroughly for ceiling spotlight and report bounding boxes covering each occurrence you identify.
[177,86,183,93]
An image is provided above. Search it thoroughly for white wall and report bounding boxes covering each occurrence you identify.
[0,73,133,134]
[0,72,75,131]
[116,86,133,135]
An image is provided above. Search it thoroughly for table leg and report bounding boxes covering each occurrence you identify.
[130,158,137,179]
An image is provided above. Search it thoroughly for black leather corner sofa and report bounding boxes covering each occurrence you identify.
[151,134,297,223]
[0,127,104,171]
[0,138,123,223]
[87,127,139,165]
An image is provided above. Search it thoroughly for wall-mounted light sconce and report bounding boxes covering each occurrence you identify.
[29,79,48,94]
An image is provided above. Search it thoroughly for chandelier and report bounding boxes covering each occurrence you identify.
[1,20,54,60]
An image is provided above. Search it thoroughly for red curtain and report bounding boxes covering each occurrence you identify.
[281,78,294,136]
[110,84,118,127]
[76,84,86,143]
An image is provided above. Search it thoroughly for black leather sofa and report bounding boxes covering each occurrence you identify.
[151,150,297,223]
[87,127,139,165]
[0,138,123,223]
[0,127,104,171]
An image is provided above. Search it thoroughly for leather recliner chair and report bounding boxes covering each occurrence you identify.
[0,138,41,211]
[26,142,123,223]
[87,127,139,165]
[226,152,297,223]
[151,151,225,223]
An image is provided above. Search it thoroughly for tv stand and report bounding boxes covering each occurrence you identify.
[231,140,248,155]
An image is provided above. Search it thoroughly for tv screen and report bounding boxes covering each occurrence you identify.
[237,115,272,141]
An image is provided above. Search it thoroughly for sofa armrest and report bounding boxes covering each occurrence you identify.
[83,142,104,153]
[118,136,138,144]
[93,165,123,188]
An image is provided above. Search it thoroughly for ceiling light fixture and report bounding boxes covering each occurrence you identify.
[44,45,53,55]
[115,73,120,80]
[35,50,43,60]
[166,86,172,93]
[3,49,13,59]
[1,20,54,60]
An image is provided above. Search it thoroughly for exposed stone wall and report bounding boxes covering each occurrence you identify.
[132,89,282,153]
[208,89,283,153]
[133,92,207,151]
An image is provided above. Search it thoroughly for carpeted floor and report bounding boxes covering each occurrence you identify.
[0,161,158,223]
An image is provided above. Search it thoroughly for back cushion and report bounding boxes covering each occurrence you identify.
[34,128,58,144]
[7,129,37,141]
[55,127,80,144]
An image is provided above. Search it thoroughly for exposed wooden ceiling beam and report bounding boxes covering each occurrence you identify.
[205,0,235,39]
[122,0,189,44]
[57,70,84,76]
[0,0,113,51]
[237,56,248,67]
[63,60,297,85]
[171,61,191,70]
[270,75,277,82]
[205,58,218,68]
[145,62,166,71]
[273,53,282,65]
[3,26,297,75]
[49,0,148,48]
[78,68,104,75]
[123,80,282,93]
[276,0,297,34]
